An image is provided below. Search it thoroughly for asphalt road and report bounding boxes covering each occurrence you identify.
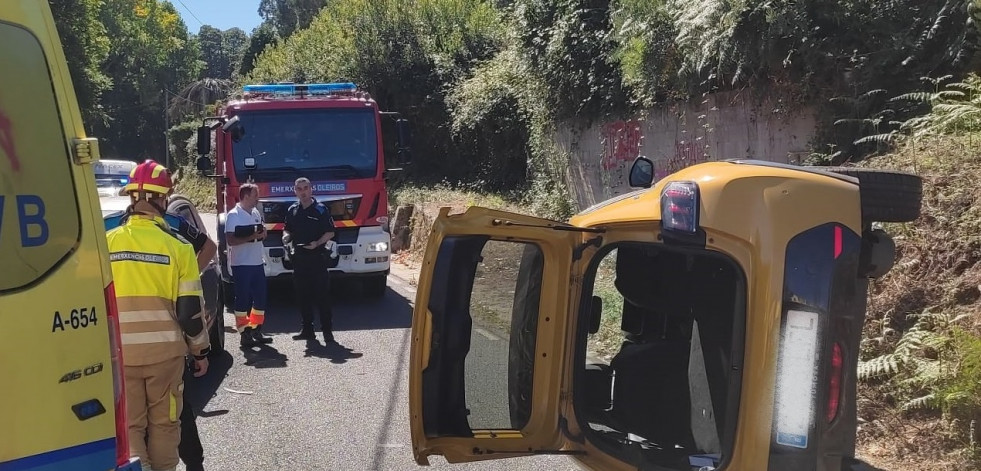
[178,214,580,471]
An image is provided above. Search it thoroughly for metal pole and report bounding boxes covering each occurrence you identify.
[164,90,170,169]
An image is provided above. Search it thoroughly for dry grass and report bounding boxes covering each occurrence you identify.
[388,183,529,266]
[854,134,981,469]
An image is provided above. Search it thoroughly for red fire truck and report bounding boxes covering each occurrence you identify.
[194,82,411,300]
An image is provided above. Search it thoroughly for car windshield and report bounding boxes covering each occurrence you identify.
[229,108,378,183]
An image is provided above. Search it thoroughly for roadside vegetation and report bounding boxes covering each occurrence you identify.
[49,1,981,468]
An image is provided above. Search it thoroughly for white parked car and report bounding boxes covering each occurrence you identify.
[93,159,137,197]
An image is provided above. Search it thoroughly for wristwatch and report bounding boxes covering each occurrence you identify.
[193,347,211,360]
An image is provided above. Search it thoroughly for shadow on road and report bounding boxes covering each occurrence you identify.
[185,276,413,417]
[251,279,413,335]
[302,339,365,364]
[184,350,234,414]
[241,343,289,368]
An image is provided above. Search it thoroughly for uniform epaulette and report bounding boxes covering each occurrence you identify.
[288,202,300,212]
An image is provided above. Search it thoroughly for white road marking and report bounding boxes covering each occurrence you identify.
[474,328,500,341]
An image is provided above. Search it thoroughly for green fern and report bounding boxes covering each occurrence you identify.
[860,310,981,417]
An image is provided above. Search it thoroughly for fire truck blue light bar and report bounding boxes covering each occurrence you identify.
[243,82,357,94]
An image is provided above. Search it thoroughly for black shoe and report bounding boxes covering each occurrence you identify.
[293,327,315,340]
[240,328,259,348]
[323,331,335,344]
[252,326,273,344]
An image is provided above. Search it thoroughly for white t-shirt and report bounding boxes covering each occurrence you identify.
[225,204,265,267]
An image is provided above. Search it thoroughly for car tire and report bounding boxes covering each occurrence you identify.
[365,275,387,299]
[824,167,923,223]
[208,313,225,356]
[221,279,235,314]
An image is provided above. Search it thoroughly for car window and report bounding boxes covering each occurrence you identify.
[0,22,80,292]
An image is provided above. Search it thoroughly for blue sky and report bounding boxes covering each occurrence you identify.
[171,0,264,33]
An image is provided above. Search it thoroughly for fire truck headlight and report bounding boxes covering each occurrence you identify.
[367,242,389,253]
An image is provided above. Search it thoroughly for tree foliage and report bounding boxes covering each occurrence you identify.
[258,0,328,37]
[49,0,111,128]
[92,0,201,160]
[249,0,509,188]
[240,23,279,76]
[197,25,249,80]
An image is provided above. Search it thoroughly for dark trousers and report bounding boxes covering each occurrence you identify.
[292,252,334,334]
[179,367,204,471]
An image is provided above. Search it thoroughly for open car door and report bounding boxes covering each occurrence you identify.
[409,207,595,465]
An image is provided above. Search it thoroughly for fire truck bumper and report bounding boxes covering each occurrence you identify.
[261,225,391,278]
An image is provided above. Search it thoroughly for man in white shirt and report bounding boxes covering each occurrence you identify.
[224,183,272,347]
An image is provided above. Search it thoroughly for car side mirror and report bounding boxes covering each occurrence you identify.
[195,155,212,173]
[629,156,655,188]
[196,125,211,156]
[397,147,412,164]
[395,118,412,164]
[589,295,603,334]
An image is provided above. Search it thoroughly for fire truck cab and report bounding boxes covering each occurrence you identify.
[194,82,410,299]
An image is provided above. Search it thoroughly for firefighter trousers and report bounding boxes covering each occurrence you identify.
[125,356,185,471]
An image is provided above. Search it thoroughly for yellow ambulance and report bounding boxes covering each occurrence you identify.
[0,2,140,470]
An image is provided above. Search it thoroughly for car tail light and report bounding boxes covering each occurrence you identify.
[660,181,699,233]
[827,342,843,423]
[104,282,130,466]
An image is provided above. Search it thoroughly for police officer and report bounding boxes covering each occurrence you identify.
[106,160,210,471]
[283,177,337,343]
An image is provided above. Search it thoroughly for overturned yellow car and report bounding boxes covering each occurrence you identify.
[408,158,921,471]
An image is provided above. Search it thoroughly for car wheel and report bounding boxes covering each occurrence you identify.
[221,279,235,314]
[208,310,225,356]
[824,167,923,223]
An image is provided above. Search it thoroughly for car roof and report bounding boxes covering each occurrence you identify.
[99,195,131,216]
[93,159,136,175]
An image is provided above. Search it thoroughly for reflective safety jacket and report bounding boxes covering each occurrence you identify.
[106,215,210,365]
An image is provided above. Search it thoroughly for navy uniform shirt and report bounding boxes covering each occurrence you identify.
[284,199,335,252]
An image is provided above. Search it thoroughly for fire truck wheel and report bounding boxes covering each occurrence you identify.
[365,275,387,299]
[824,167,922,223]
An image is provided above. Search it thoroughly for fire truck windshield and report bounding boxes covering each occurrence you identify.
[229,108,378,182]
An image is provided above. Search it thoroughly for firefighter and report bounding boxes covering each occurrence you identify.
[283,177,337,343]
[224,182,273,347]
[106,160,210,471]
[104,194,214,471]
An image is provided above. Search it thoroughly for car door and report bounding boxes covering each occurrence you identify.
[409,206,600,465]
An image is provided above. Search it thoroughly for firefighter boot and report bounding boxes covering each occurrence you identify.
[293,325,315,340]
[240,327,259,348]
[252,325,273,344]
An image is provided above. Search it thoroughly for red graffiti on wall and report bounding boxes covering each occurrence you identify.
[600,120,643,170]
[655,141,707,179]
[0,106,21,172]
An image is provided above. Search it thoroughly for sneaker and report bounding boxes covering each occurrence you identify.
[252,326,273,344]
[240,328,258,348]
[292,327,315,340]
